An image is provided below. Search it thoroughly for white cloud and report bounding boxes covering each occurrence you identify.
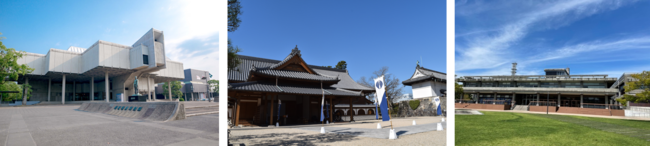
[157,0,224,79]
[456,0,634,74]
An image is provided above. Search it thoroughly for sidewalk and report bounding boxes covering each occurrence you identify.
[458,108,650,121]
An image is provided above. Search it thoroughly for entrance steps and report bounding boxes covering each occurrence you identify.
[513,105,529,111]
[185,106,218,117]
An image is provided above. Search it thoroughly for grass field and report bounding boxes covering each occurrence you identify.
[455,111,650,146]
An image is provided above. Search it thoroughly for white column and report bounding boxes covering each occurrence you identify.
[191,92,194,101]
[605,95,609,109]
[168,81,172,101]
[90,77,94,101]
[62,75,66,104]
[22,77,28,105]
[105,72,109,102]
[147,76,151,101]
[47,78,51,102]
[73,81,76,101]
[580,94,583,108]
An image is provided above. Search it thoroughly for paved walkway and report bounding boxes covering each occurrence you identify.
[461,108,650,121]
[0,105,218,146]
[229,116,446,146]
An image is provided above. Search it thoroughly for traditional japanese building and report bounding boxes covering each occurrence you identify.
[228,47,375,126]
[401,64,447,115]
[456,63,626,116]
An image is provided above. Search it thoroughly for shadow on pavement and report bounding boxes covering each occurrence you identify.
[230,132,362,146]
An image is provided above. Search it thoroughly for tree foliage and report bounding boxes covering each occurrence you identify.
[619,71,650,105]
[208,79,219,93]
[357,66,404,105]
[1,83,23,102]
[0,33,34,84]
[162,81,183,99]
[456,78,464,101]
[335,60,347,70]
[228,0,243,32]
[228,39,242,71]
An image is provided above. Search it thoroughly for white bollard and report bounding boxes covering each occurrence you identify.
[377,123,381,129]
[441,118,445,122]
[436,123,443,131]
[412,120,416,125]
[276,122,279,127]
[320,127,326,134]
[326,120,329,124]
[389,129,398,139]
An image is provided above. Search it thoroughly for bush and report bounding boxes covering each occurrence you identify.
[179,98,185,101]
[409,100,420,110]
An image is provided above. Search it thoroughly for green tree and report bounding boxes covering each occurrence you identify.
[162,81,183,99]
[208,79,219,93]
[228,0,243,32]
[335,60,347,70]
[0,33,34,84]
[1,83,23,102]
[618,71,650,106]
[456,77,464,101]
[228,39,242,71]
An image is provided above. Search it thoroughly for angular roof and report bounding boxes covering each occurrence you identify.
[402,65,446,85]
[228,47,374,92]
[229,81,363,96]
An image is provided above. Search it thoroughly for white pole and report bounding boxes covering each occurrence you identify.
[62,75,66,104]
[105,72,109,102]
[47,78,51,102]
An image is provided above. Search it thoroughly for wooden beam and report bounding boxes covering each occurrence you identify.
[329,96,333,123]
[235,98,241,126]
[270,94,275,125]
[349,97,354,122]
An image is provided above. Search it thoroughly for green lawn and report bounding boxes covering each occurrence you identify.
[456,111,650,146]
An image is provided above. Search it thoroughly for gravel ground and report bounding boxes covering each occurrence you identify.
[229,116,446,146]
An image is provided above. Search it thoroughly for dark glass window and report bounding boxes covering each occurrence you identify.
[143,55,149,65]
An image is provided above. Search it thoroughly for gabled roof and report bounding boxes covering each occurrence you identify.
[402,65,446,85]
[228,47,374,92]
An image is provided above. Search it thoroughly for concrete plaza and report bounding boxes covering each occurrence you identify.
[0,103,218,146]
[228,116,446,146]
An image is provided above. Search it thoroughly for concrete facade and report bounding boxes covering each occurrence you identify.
[16,28,184,104]
[154,68,214,101]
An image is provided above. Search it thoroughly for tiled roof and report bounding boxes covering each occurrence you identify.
[229,81,362,96]
[254,68,339,82]
[228,53,374,92]
[403,66,447,85]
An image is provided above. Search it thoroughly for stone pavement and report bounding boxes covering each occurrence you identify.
[229,116,446,146]
[0,105,218,146]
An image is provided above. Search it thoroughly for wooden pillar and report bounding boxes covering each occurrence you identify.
[235,98,241,126]
[349,97,354,122]
[270,94,275,125]
[329,96,333,123]
[262,94,267,125]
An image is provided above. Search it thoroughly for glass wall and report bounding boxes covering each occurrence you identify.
[583,82,606,88]
[517,82,539,87]
[562,82,581,88]
[540,82,559,88]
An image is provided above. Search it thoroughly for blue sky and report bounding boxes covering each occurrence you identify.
[228,0,447,96]
[0,0,222,79]
[456,0,650,78]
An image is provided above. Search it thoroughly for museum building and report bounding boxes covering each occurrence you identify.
[16,28,184,104]
[456,63,626,116]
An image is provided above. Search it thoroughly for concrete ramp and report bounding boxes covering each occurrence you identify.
[79,101,186,122]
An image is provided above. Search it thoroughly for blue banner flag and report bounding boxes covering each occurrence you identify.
[374,76,390,121]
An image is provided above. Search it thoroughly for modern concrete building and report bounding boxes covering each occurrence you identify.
[16,28,185,104]
[155,68,215,101]
[456,63,627,116]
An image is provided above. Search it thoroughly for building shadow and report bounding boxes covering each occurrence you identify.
[230,132,363,146]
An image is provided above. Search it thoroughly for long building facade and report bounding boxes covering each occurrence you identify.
[457,63,626,116]
[16,28,184,104]
[228,47,375,126]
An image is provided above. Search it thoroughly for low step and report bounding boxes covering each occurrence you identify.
[185,106,218,117]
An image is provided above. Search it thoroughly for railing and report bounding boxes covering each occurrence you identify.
[455,100,477,104]
[529,101,557,106]
[581,103,625,110]
[480,100,508,105]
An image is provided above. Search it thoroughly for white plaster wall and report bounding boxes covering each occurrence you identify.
[99,41,131,69]
[48,50,82,74]
[17,53,47,75]
[412,81,434,99]
[129,44,147,69]
[152,61,184,79]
